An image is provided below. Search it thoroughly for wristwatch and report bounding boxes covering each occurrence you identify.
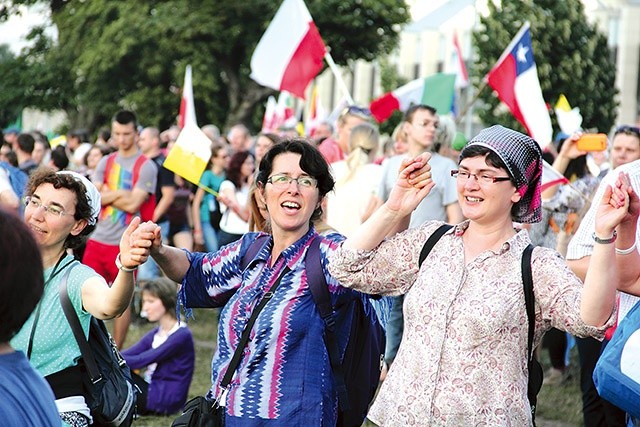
[115,253,138,272]
[592,230,617,245]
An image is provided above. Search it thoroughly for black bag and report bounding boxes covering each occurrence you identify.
[420,225,543,425]
[209,196,223,232]
[59,268,137,427]
[171,396,224,427]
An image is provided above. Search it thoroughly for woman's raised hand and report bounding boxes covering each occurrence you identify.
[385,152,436,217]
[595,172,633,238]
[122,218,163,265]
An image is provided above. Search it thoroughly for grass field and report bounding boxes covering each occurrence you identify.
[117,309,584,427]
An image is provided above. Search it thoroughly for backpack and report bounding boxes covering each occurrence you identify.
[102,153,156,223]
[0,160,28,200]
[419,224,543,425]
[242,235,386,427]
[59,267,137,427]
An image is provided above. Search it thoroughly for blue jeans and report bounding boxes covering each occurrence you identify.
[200,221,219,253]
[385,295,404,365]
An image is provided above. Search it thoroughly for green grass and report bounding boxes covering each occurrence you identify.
[117,311,585,427]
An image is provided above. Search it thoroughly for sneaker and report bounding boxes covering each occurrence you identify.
[544,367,566,385]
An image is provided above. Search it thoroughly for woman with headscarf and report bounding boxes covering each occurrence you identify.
[328,125,625,426]
[10,168,148,427]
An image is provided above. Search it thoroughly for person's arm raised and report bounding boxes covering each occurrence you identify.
[581,182,629,326]
[343,153,435,251]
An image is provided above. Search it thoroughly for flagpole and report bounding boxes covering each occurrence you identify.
[324,52,355,105]
[455,80,487,125]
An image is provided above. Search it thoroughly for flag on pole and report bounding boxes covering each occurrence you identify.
[541,160,569,192]
[261,96,279,133]
[305,85,327,136]
[369,73,456,123]
[486,22,552,147]
[451,32,469,89]
[554,94,583,135]
[250,0,327,99]
[163,125,212,186]
[178,65,197,129]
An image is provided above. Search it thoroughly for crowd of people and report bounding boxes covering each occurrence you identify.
[1,105,640,426]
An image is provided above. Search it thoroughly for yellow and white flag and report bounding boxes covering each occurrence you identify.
[555,94,582,135]
[163,124,211,186]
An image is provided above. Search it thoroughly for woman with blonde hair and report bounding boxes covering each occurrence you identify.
[326,122,382,237]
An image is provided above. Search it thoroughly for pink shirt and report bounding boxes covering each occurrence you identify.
[317,137,344,164]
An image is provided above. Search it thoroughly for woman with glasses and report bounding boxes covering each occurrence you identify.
[129,138,398,426]
[10,168,148,427]
[328,125,626,426]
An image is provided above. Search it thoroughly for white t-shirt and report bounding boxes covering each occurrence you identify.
[326,161,381,238]
[219,180,250,235]
[0,168,18,208]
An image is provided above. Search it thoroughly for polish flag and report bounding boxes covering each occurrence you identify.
[369,73,456,123]
[261,96,278,133]
[541,160,569,192]
[452,32,469,88]
[178,65,197,129]
[250,0,327,99]
[487,22,552,147]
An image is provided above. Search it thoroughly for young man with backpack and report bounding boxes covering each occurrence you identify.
[82,110,157,349]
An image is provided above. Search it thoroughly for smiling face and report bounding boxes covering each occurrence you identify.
[24,183,86,260]
[456,155,520,225]
[259,152,320,240]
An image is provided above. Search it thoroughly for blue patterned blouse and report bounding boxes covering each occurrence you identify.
[180,227,390,426]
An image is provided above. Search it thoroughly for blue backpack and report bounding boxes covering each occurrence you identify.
[242,235,386,427]
[0,161,28,200]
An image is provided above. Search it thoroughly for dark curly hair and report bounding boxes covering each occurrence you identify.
[226,151,254,189]
[25,167,96,249]
[256,138,334,223]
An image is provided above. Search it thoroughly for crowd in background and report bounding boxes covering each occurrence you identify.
[1,108,640,425]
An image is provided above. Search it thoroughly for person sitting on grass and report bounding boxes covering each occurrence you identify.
[121,277,195,415]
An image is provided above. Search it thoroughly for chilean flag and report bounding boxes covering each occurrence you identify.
[250,0,327,99]
[487,22,552,148]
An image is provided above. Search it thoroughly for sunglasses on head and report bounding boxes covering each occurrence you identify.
[615,125,640,138]
[340,105,372,120]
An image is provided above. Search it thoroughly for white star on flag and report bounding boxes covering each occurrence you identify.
[516,44,529,62]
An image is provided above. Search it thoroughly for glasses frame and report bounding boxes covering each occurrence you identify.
[266,174,318,189]
[23,196,72,218]
[451,170,511,185]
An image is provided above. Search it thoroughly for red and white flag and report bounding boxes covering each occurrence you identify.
[451,32,469,89]
[250,0,327,99]
[261,96,278,133]
[178,65,197,129]
[541,160,569,192]
[304,85,327,136]
[486,22,552,147]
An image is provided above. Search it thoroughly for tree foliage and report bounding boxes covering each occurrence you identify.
[0,0,410,134]
[472,0,618,137]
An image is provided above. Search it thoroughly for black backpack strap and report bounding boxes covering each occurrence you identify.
[240,234,270,271]
[59,265,102,383]
[305,236,350,411]
[217,264,290,403]
[418,224,453,268]
[521,244,535,362]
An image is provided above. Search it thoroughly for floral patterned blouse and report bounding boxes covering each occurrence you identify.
[328,220,615,426]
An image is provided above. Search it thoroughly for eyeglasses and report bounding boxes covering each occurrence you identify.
[266,174,318,189]
[340,105,372,121]
[23,196,72,218]
[451,170,511,184]
[615,125,640,138]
